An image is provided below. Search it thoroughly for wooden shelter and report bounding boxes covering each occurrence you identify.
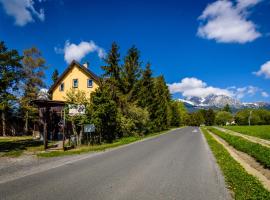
[31,100,66,150]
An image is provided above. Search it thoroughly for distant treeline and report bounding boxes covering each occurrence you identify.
[184,104,270,126]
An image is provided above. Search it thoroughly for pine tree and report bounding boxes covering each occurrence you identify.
[223,104,231,113]
[90,81,118,143]
[137,63,155,108]
[0,41,23,136]
[21,47,47,134]
[122,46,142,96]
[150,76,171,131]
[52,69,59,83]
[204,109,215,126]
[169,100,182,127]
[102,42,121,79]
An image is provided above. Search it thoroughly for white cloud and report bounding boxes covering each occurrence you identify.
[197,0,261,43]
[0,0,45,26]
[168,77,232,98]
[168,77,266,99]
[234,86,259,99]
[55,40,106,64]
[254,61,270,79]
[262,91,269,98]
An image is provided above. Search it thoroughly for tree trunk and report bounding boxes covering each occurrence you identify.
[79,127,83,146]
[1,111,6,137]
[24,111,29,134]
[71,121,78,147]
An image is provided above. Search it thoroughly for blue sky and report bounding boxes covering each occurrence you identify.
[0,0,269,102]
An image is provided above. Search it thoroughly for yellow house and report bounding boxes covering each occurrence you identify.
[49,60,100,101]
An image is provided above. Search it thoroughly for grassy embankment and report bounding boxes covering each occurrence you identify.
[0,136,43,157]
[207,127,270,169]
[225,125,270,140]
[0,128,177,158]
[37,128,178,157]
[201,128,270,199]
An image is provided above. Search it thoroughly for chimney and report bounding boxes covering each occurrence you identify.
[83,61,89,68]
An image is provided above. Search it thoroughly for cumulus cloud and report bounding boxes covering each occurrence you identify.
[197,0,261,43]
[55,40,106,64]
[168,77,267,99]
[168,77,232,98]
[234,86,259,99]
[262,91,269,98]
[0,0,45,26]
[253,61,270,79]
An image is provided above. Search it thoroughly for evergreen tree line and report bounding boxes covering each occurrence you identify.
[65,43,186,144]
[0,41,186,140]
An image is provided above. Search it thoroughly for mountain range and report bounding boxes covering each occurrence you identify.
[178,94,270,112]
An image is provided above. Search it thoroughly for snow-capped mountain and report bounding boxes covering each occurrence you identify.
[178,94,270,112]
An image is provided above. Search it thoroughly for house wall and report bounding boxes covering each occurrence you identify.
[52,65,99,101]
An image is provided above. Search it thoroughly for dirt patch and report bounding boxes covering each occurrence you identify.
[208,130,270,192]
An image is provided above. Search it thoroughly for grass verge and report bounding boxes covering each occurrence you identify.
[37,128,177,158]
[224,125,270,141]
[201,128,270,199]
[0,136,43,157]
[207,127,270,169]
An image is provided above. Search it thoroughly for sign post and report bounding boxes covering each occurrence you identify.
[84,124,95,145]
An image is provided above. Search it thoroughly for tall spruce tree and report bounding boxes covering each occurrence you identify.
[151,76,171,131]
[223,104,231,113]
[122,46,142,97]
[102,42,121,80]
[21,47,47,134]
[52,69,59,83]
[90,81,118,143]
[0,41,23,136]
[137,63,155,108]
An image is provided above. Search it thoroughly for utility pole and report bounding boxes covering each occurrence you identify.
[248,110,252,126]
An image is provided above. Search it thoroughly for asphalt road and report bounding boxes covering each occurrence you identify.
[0,127,230,200]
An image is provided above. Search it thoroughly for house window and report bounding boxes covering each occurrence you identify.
[87,79,93,88]
[73,79,78,88]
[59,83,64,91]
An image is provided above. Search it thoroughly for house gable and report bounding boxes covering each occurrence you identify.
[49,60,100,101]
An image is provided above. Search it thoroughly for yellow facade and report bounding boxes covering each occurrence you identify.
[51,64,99,101]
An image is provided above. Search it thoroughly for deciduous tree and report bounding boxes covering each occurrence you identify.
[21,47,47,134]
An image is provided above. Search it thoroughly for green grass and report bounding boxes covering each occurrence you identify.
[225,125,270,140]
[207,127,270,169]
[0,136,43,157]
[37,128,175,158]
[201,128,270,199]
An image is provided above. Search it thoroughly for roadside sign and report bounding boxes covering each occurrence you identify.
[68,104,85,116]
[84,124,95,133]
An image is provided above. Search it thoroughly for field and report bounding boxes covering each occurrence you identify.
[207,127,270,169]
[225,125,270,140]
[201,128,270,199]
